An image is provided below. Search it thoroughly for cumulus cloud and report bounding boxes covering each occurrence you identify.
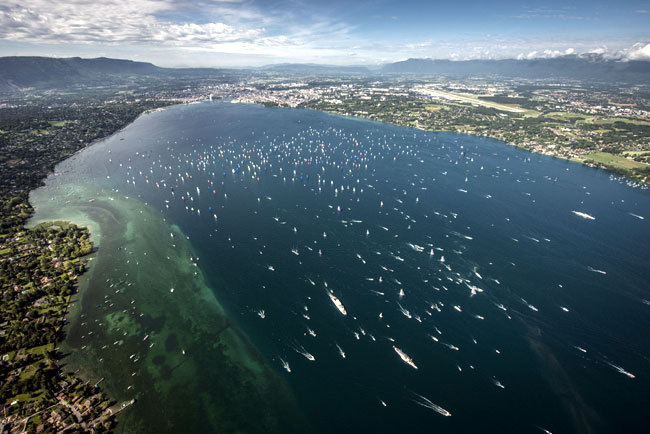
[0,0,268,47]
[587,47,608,55]
[625,43,650,60]
[0,0,363,64]
[0,0,647,67]
[517,51,536,60]
[511,44,650,62]
[517,48,569,60]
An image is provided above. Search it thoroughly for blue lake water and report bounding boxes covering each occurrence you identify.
[30,102,650,433]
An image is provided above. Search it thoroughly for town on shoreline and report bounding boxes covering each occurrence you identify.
[251,78,649,185]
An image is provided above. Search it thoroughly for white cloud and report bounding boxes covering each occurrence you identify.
[0,0,365,65]
[587,47,608,55]
[516,51,538,60]
[0,0,268,46]
[516,47,577,60]
[0,1,647,66]
[625,43,650,60]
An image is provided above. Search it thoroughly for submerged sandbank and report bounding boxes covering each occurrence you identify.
[28,120,308,434]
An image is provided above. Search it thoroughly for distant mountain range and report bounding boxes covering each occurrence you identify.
[257,63,371,75]
[381,54,650,82]
[1,54,649,92]
[0,56,244,92]
[0,57,164,91]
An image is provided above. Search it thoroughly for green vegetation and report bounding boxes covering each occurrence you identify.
[1,89,176,432]
[46,120,72,127]
[424,104,446,112]
[542,111,588,121]
[584,151,650,174]
[301,81,650,184]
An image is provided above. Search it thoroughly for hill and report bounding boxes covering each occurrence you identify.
[3,54,649,93]
[0,56,163,91]
[381,55,650,83]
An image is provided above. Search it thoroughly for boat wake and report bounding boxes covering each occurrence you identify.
[587,266,607,275]
[411,392,451,416]
[572,210,595,220]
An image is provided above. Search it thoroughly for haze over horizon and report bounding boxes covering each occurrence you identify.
[0,0,649,67]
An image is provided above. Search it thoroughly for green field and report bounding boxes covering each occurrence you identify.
[544,113,650,127]
[48,120,73,127]
[6,390,47,405]
[623,150,650,156]
[585,151,649,170]
[424,104,446,112]
[583,117,650,126]
[543,112,588,121]
[26,343,55,356]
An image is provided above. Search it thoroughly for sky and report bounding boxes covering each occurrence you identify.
[0,0,649,67]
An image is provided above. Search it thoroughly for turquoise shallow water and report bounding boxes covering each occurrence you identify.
[30,102,650,433]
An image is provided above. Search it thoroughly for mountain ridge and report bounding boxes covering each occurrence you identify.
[381,54,650,82]
[2,54,649,93]
[0,56,165,92]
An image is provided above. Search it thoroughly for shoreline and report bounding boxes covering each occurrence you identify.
[16,102,183,429]
[72,104,179,157]
[27,101,187,241]
[25,101,309,432]
[7,93,649,434]
[23,99,187,407]
[298,106,649,187]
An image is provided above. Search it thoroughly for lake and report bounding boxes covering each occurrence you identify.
[30,101,650,433]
